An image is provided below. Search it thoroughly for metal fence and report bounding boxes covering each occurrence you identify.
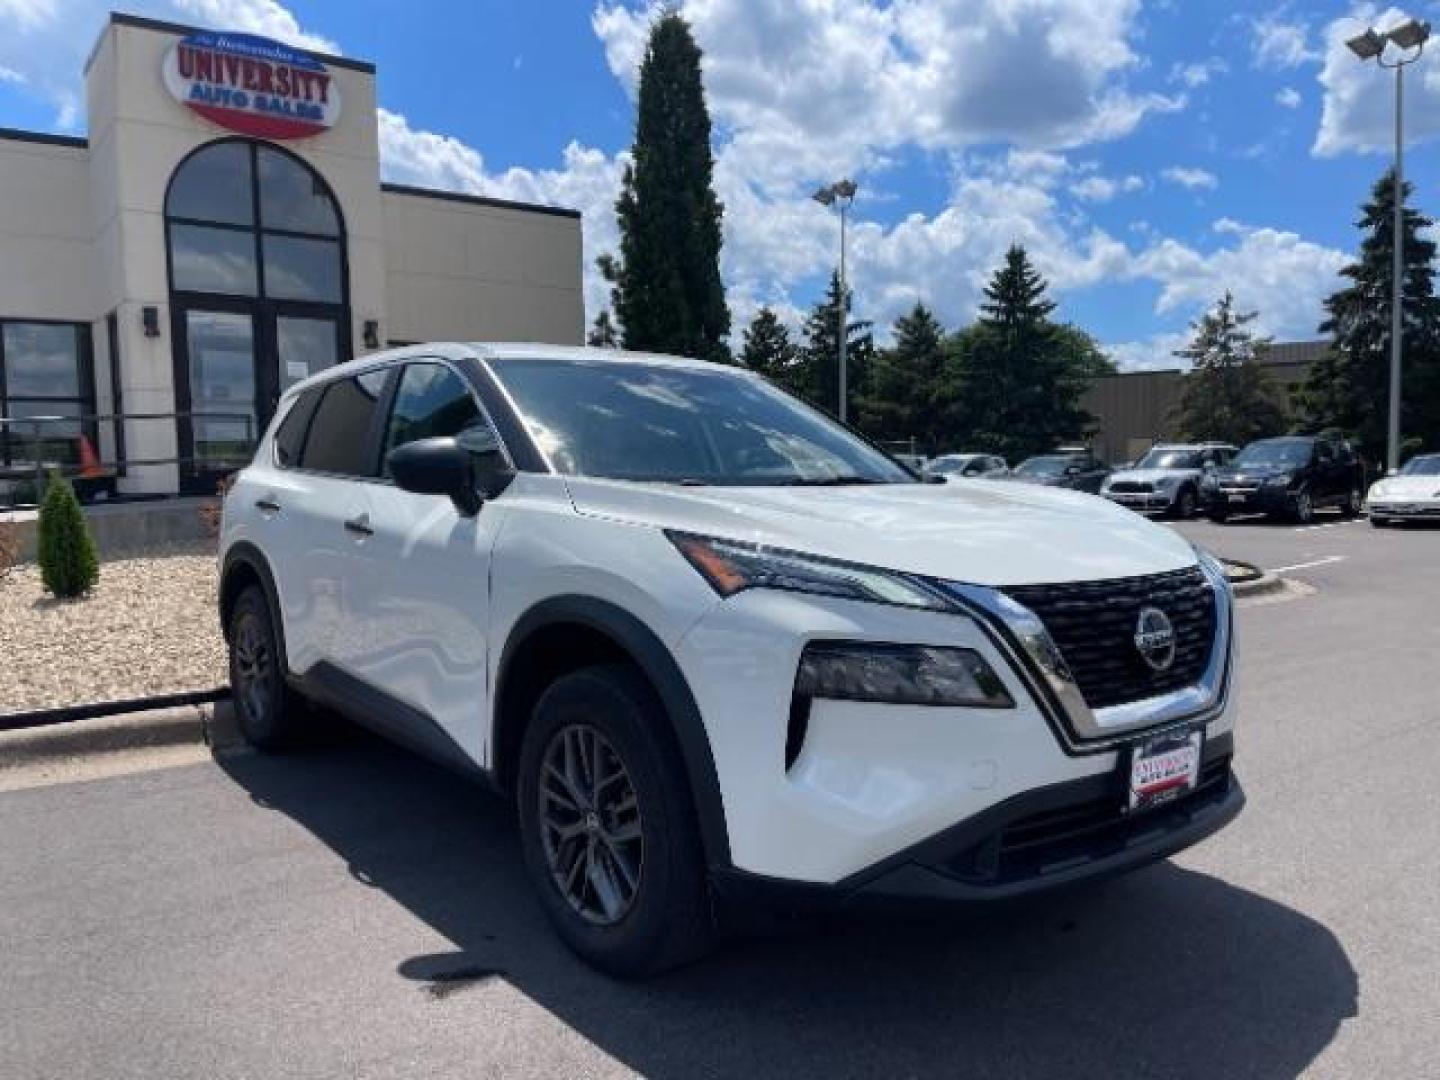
[0,410,254,509]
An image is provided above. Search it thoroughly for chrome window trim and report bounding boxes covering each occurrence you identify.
[942,556,1232,750]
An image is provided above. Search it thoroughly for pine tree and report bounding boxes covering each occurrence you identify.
[859,303,949,449]
[37,473,99,599]
[611,13,730,364]
[948,246,1107,462]
[587,309,620,348]
[740,307,803,393]
[1302,168,1440,464]
[1170,292,1286,445]
[798,270,874,417]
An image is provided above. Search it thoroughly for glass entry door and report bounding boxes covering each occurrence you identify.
[177,303,346,491]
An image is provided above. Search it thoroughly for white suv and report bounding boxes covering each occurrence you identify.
[219,343,1242,976]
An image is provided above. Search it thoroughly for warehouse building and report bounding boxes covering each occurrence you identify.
[0,13,583,499]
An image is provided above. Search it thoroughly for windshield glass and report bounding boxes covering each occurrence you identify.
[1401,455,1440,476]
[488,357,914,486]
[1234,439,1312,469]
[1016,456,1068,477]
[1137,448,1201,469]
[928,456,971,474]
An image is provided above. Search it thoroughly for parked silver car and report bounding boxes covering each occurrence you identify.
[1101,442,1237,518]
[924,453,1009,480]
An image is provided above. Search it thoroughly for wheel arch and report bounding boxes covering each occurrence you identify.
[219,542,289,674]
[493,595,731,870]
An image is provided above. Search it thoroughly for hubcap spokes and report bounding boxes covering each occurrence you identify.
[233,617,272,722]
[539,724,643,925]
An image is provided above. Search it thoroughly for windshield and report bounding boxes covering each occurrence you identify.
[1401,455,1440,476]
[1234,439,1312,469]
[1016,456,1068,477]
[488,357,914,486]
[1137,448,1201,469]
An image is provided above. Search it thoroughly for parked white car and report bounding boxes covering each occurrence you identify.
[1366,453,1440,526]
[1102,443,1237,519]
[219,343,1241,976]
[924,453,1009,480]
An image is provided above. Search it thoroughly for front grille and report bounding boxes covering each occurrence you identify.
[1002,566,1216,710]
[944,756,1233,885]
[1108,480,1153,494]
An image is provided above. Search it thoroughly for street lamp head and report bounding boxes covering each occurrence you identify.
[1385,18,1430,51]
[1346,28,1385,60]
[812,185,836,207]
[834,178,858,200]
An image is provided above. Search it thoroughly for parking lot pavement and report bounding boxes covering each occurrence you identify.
[2,519,1437,1079]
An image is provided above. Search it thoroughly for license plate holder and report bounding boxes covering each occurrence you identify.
[1227,492,1247,504]
[1127,728,1203,813]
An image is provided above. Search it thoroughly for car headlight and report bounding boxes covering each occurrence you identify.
[668,532,950,611]
[796,641,1014,708]
[1264,474,1291,488]
[1368,483,1391,500]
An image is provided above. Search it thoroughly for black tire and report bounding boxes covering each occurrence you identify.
[227,584,305,750]
[1340,485,1363,518]
[1172,486,1197,519]
[516,664,715,978]
[1208,508,1229,524]
[1371,517,1391,528]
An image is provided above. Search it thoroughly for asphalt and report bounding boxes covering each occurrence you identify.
[2,512,1437,1079]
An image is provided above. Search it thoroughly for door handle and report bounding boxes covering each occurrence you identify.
[343,513,374,538]
[255,498,281,513]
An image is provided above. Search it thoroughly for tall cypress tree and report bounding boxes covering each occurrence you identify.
[1170,292,1286,445]
[949,245,1103,462]
[1302,169,1440,463]
[798,270,874,417]
[612,13,730,363]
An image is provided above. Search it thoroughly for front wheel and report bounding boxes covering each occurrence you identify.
[517,664,715,977]
[1340,485,1363,518]
[1208,507,1229,524]
[1172,487,1197,519]
[1371,517,1392,528]
[1292,487,1315,524]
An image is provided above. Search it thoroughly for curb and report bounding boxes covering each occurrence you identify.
[1231,572,1286,598]
[0,698,242,769]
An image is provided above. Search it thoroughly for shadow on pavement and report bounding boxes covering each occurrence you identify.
[218,735,1357,1080]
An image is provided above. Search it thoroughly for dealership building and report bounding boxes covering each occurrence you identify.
[0,13,583,498]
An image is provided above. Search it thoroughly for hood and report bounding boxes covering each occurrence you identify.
[1370,476,1440,500]
[564,477,1197,587]
[1108,467,1201,485]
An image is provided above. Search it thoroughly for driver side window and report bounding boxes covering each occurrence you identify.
[381,362,489,476]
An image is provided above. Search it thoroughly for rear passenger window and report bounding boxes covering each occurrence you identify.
[298,369,388,475]
[273,388,321,468]
[380,363,486,474]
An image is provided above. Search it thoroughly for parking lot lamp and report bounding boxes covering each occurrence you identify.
[1346,18,1431,474]
[812,179,858,423]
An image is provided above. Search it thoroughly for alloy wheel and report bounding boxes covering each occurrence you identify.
[232,612,273,725]
[1296,489,1314,523]
[538,724,644,926]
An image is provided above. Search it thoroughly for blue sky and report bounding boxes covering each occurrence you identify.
[3,0,1440,368]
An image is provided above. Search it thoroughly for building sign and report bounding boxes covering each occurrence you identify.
[162,31,341,140]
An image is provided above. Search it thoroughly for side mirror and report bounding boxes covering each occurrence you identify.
[387,432,512,516]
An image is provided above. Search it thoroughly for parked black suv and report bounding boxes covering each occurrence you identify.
[1012,448,1111,493]
[1204,435,1366,524]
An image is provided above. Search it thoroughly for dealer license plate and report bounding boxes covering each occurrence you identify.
[1227,492,1248,504]
[1128,729,1202,813]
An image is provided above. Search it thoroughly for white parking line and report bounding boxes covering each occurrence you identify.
[1267,555,1347,574]
[1293,520,1365,533]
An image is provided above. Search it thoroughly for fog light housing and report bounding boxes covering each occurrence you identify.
[795,642,1014,708]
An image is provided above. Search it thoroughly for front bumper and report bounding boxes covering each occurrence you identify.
[1367,500,1440,519]
[1206,485,1293,514]
[716,735,1241,907]
[1104,490,1175,513]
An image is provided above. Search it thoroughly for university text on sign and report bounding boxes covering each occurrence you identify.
[162,31,342,140]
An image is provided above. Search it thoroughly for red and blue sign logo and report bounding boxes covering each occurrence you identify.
[162,31,342,140]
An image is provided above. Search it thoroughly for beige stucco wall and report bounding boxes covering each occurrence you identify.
[381,191,583,346]
[0,140,96,321]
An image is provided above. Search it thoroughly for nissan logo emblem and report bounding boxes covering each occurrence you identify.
[1134,606,1177,672]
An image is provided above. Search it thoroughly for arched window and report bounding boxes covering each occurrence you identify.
[165,139,345,304]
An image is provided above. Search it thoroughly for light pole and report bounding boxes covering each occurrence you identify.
[813,178,858,422]
[1347,18,1431,474]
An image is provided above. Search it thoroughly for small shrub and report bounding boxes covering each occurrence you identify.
[0,521,18,583]
[37,473,99,599]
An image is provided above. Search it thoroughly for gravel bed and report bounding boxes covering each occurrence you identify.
[1,549,225,715]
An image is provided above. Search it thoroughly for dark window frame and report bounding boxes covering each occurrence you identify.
[0,318,97,469]
[293,366,394,480]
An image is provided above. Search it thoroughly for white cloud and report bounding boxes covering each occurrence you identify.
[1161,166,1218,190]
[170,0,337,51]
[0,63,25,85]
[1104,331,1192,372]
[1249,11,1322,68]
[1170,57,1227,88]
[1276,85,1302,108]
[1314,6,1440,156]
[1070,172,1144,202]
[0,0,57,31]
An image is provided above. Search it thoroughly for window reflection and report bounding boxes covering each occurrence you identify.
[167,142,254,227]
[263,235,341,302]
[171,223,258,296]
[258,146,339,235]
